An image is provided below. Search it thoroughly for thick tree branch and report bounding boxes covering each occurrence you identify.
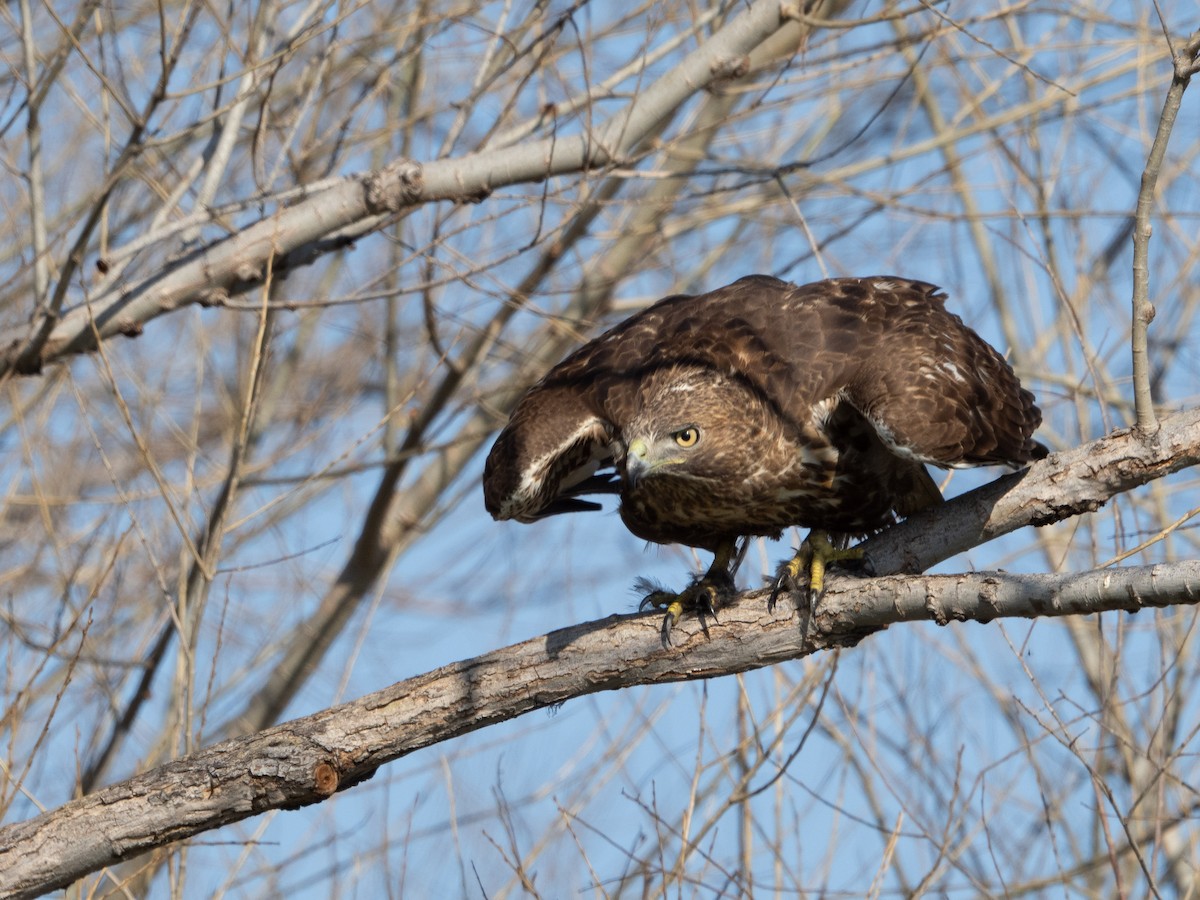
[1,558,1197,899]
[863,405,1200,577]
[0,0,794,376]
[2,405,1199,897]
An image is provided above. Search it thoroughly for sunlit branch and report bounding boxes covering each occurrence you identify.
[1130,28,1200,435]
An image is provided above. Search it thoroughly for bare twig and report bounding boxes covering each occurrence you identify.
[17,0,48,312]
[1130,28,1200,435]
[0,0,795,378]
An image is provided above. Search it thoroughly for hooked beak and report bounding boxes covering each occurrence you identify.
[625,437,651,485]
[625,437,684,486]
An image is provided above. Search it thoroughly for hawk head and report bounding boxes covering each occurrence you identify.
[612,366,798,550]
[620,367,774,487]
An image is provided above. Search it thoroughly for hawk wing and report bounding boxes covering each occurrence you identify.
[757,276,1047,468]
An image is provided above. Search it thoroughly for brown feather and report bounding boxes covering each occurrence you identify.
[483,275,1044,551]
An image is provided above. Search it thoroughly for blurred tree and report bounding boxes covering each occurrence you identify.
[0,0,1198,896]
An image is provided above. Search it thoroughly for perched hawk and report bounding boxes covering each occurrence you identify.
[483,275,1045,630]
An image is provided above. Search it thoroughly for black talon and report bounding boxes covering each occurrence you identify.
[638,564,734,646]
[766,531,864,614]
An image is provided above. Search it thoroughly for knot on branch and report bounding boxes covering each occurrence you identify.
[364,160,424,214]
[779,2,803,22]
[115,319,144,338]
[710,54,750,83]
[313,761,340,797]
[924,589,950,626]
[1174,30,1200,79]
[198,288,230,308]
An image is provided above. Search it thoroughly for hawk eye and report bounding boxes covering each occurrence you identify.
[672,426,700,448]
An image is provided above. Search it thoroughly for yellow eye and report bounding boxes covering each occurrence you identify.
[672,426,700,448]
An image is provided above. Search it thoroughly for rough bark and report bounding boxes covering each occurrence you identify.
[1,559,1197,900]
[863,405,1200,576]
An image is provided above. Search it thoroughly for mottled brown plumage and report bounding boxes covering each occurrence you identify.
[483,275,1045,609]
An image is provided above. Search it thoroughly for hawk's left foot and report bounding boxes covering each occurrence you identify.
[768,531,863,612]
[639,568,736,643]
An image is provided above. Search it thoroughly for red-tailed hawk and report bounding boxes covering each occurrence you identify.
[483,275,1045,632]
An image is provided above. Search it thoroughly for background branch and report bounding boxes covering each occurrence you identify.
[1129,27,1200,434]
[0,0,794,377]
[2,3,1198,895]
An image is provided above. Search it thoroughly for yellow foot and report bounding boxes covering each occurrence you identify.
[768,531,864,612]
[638,571,734,645]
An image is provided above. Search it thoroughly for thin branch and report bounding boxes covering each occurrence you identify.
[1130,28,1200,435]
[0,0,794,377]
[17,0,49,311]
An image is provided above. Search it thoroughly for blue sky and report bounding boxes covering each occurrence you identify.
[2,1,1200,896]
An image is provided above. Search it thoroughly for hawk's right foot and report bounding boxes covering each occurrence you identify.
[768,531,863,612]
[639,569,736,644]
